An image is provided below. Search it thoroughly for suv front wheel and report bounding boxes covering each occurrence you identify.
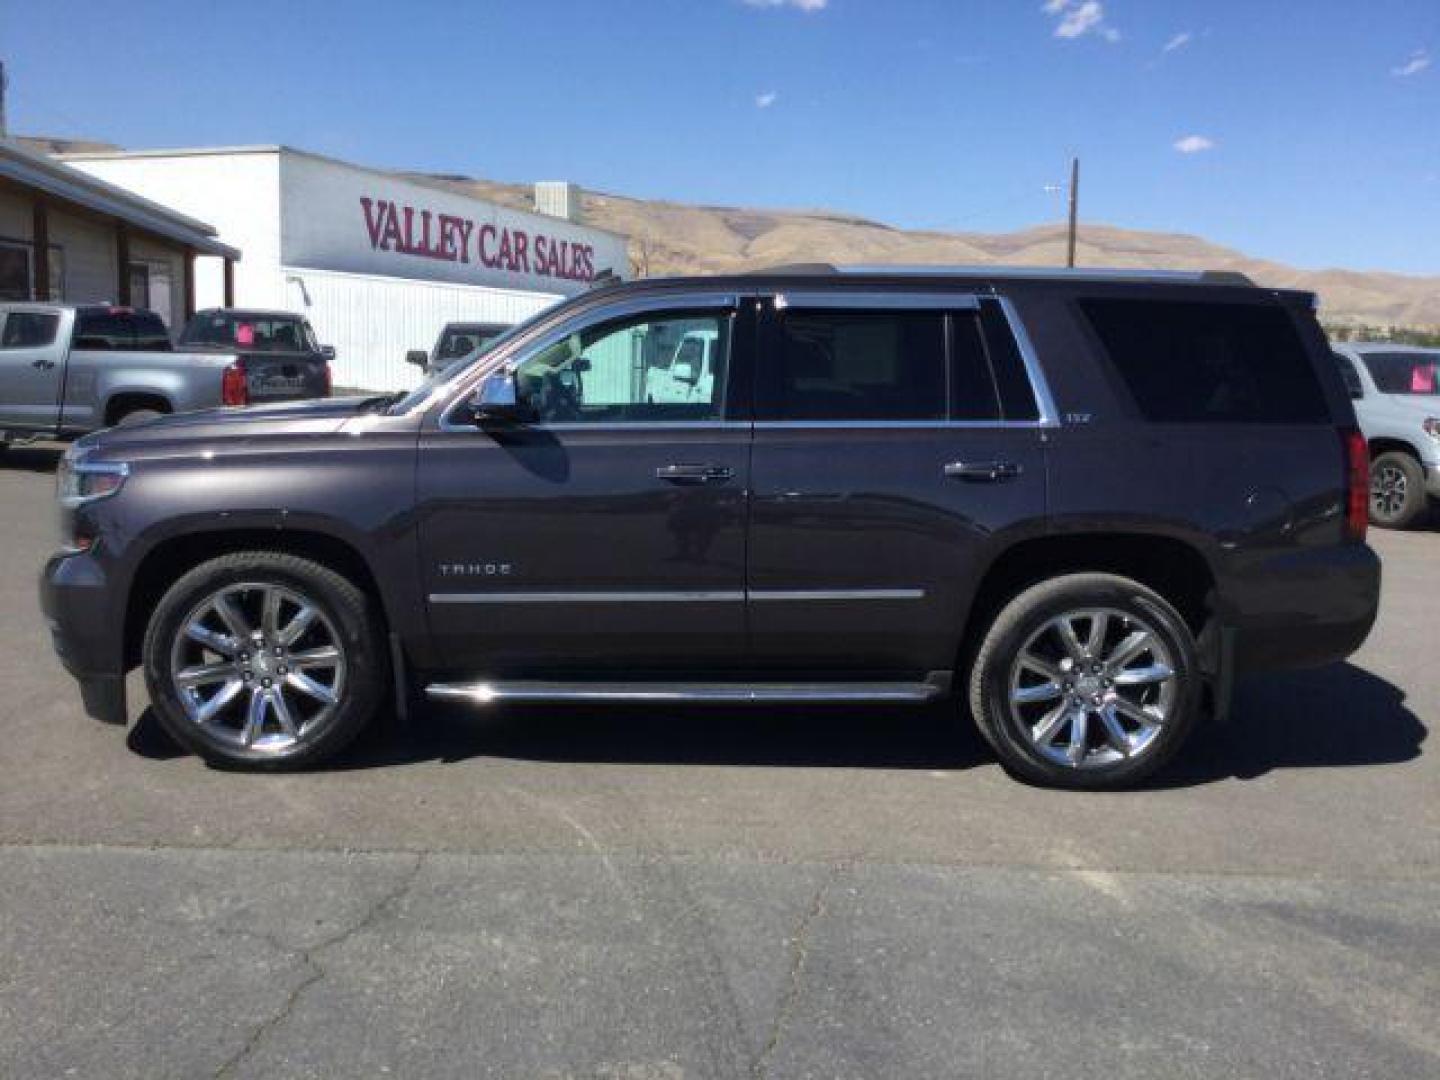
[1369,451,1427,530]
[142,551,387,769]
[968,573,1200,790]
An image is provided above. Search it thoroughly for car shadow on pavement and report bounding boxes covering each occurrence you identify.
[0,444,64,474]
[1150,661,1425,787]
[127,661,1424,783]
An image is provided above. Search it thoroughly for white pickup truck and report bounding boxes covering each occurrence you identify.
[0,303,329,445]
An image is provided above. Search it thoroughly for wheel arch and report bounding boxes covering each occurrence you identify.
[124,528,389,670]
[960,532,1218,674]
[103,391,173,427]
[1367,436,1421,462]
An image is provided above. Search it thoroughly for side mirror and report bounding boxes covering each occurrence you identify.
[320,344,337,361]
[671,360,699,385]
[468,368,533,425]
[573,355,592,374]
[405,349,429,368]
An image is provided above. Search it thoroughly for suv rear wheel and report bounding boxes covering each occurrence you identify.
[142,551,387,769]
[1369,451,1427,530]
[968,573,1200,790]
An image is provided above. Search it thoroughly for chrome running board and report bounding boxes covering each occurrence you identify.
[425,679,947,706]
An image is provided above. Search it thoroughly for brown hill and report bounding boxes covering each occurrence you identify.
[22,138,1433,327]
[404,173,1440,330]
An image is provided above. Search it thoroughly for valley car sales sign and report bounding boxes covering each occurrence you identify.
[279,152,629,297]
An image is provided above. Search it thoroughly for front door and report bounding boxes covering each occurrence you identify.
[417,296,752,676]
[746,292,1052,677]
[0,309,65,430]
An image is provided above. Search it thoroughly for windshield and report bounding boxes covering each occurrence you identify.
[1361,351,1439,395]
[387,318,536,414]
[181,312,318,353]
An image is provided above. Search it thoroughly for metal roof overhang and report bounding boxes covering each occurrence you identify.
[1,139,240,260]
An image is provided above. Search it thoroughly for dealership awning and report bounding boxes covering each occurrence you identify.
[0,137,239,259]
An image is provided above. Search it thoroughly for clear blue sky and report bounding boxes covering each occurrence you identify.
[5,0,1438,274]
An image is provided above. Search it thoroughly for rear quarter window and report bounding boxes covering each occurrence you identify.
[1080,298,1330,424]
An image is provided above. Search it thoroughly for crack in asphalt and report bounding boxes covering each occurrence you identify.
[212,852,426,1080]
[751,862,847,1079]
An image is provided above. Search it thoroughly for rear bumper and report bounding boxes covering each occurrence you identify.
[39,548,128,724]
[1223,543,1381,674]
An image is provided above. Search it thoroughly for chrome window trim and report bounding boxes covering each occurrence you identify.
[774,291,980,311]
[437,291,741,433]
[991,295,1061,427]
[751,420,1046,431]
[748,588,924,602]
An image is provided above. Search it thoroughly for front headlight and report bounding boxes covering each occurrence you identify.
[56,454,129,509]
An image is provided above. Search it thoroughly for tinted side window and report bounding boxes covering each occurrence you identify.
[132,311,172,351]
[74,310,132,350]
[1332,352,1364,398]
[950,312,1002,420]
[1080,299,1330,424]
[1,312,60,348]
[770,310,946,421]
[979,300,1040,421]
[1360,351,1439,395]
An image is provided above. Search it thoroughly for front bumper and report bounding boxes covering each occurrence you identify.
[40,548,128,724]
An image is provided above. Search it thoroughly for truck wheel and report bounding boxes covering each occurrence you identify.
[1369,452,1427,529]
[967,573,1200,790]
[142,552,387,770]
[115,408,165,427]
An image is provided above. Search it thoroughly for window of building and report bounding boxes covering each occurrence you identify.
[0,240,66,302]
[0,311,61,348]
[1079,298,1329,424]
[514,310,730,423]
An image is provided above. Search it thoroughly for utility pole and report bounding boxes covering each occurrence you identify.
[1066,156,1080,268]
[0,62,8,139]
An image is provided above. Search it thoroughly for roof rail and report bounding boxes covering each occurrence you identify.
[749,263,1255,286]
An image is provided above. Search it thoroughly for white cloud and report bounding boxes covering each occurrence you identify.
[755,91,779,108]
[1392,49,1431,77]
[1043,1,1119,43]
[1173,135,1216,154]
[742,0,828,11]
[1163,31,1192,54]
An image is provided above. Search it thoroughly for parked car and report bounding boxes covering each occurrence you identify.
[40,267,1379,789]
[1331,343,1440,529]
[178,308,333,401]
[0,304,321,445]
[406,321,513,375]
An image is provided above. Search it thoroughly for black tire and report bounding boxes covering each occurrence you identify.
[142,551,387,770]
[1369,451,1427,530]
[114,407,165,427]
[967,573,1201,790]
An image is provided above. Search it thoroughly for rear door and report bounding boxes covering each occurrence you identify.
[0,308,66,430]
[746,291,1053,677]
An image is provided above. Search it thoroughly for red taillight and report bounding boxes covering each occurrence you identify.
[321,362,332,397]
[1343,427,1368,542]
[221,359,249,407]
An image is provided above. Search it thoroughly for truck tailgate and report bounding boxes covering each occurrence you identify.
[243,352,330,401]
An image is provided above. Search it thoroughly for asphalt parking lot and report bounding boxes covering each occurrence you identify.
[1,441,1437,1079]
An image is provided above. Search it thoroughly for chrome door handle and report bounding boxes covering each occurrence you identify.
[656,463,734,485]
[31,358,55,370]
[944,460,1023,482]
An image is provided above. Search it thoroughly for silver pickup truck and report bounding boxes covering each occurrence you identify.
[1,303,329,444]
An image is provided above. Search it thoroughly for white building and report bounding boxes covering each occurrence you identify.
[61,146,630,389]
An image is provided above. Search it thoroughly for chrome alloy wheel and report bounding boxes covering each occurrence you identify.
[168,582,347,753]
[1371,463,1408,519]
[1007,607,1178,770]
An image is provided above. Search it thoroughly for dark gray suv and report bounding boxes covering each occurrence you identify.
[40,267,1381,788]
